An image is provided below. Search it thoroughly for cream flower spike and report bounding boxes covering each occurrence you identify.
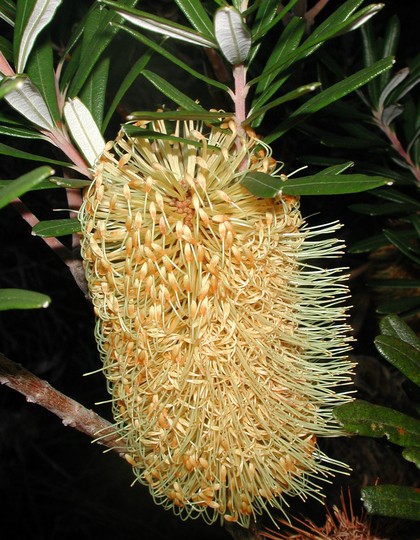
[79,117,354,528]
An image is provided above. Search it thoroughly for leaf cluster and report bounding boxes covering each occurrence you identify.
[334,314,420,522]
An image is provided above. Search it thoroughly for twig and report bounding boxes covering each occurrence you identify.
[0,352,126,457]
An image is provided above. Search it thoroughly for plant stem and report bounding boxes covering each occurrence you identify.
[233,63,248,131]
[0,352,126,456]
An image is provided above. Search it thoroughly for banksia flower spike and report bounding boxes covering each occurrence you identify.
[79,117,353,528]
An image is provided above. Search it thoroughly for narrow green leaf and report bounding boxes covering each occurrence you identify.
[250,0,279,40]
[141,70,206,112]
[0,165,53,209]
[32,218,81,237]
[115,24,227,92]
[380,16,401,88]
[318,161,354,175]
[127,110,234,122]
[376,296,420,316]
[265,57,394,142]
[0,36,13,60]
[102,50,153,131]
[68,0,139,97]
[371,188,420,208]
[174,0,214,41]
[100,1,215,48]
[13,0,37,68]
[349,202,417,216]
[384,229,420,265]
[0,179,60,190]
[49,176,91,189]
[0,75,26,100]
[0,123,44,138]
[369,279,420,290]
[122,126,217,150]
[0,0,16,26]
[362,485,420,521]
[402,447,420,469]
[246,82,320,125]
[0,141,71,167]
[252,17,305,108]
[25,32,61,122]
[17,0,62,73]
[348,233,393,254]
[253,0,300,43]
[334,399,420,447]
[0,288,51,310]
[240,172,284,198]
[79,55,110,130]
[281,173,391,196]
[375,335,420,385]
[379,314,420,352]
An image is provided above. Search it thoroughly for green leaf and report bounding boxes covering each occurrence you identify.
[100,1,215,48]
[376,296,420,317]
[0,165,53,209]
[334,399,420,447]
[68,0,139,98]
[402,447,420,469]
[384,229,420,265]
[0,75,27,99]
[13,0,37,69]
[369,279,420,291]
[281,173,391,196]
[127,110,234,122]
[246,82,321,125]
[17,0,62,73]
[32,218,81,237]
[122,126,217,150]
[0,179,60,191]
[362,485,420,521]
[174,0,214,41]
[79,55,110,130]
[115,24,227,92]
[102,50,153,132]
[141,70,206,112]
[349,202,417,216]
[0,123,44,138]
[375,335,420,386]
[240,172,284,198]
[49,176,91,189]
[0,141,71,167]
[252,16,305,109]
[348,232,417,254]
[265,57,394,142]
[0,0,16,26]
[0,288,51,310]
[380,314,420,352]
[0,36,13,61]
[25,31,61,122]
[250,0,280,41]
[251,0,300,42]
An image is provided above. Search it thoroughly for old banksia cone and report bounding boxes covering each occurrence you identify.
[79,117,353,527]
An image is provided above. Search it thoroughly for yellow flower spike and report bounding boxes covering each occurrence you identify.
[79,119,354,528]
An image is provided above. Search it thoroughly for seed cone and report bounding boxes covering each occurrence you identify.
[79,118,353,527]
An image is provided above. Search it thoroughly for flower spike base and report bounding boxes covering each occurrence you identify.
[79,118,353,528]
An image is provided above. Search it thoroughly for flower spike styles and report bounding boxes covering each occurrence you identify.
[79,118,354,528]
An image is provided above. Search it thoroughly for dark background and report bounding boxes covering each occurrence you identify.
[0,1,419,538]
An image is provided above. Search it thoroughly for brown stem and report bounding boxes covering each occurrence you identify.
[380,122,420,183]
[0,352,126,456]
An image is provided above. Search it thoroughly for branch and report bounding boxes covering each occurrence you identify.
[0,352,126,457]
